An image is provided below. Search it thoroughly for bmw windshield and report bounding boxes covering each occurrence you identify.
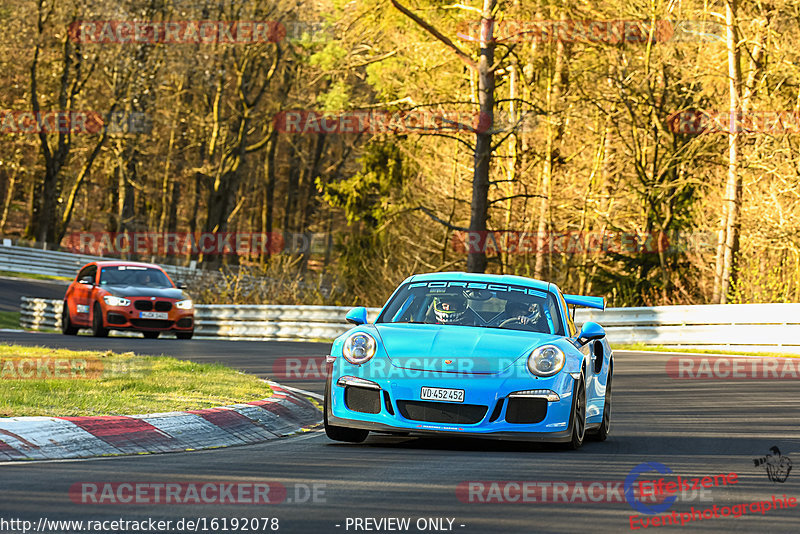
[98,266,174,289]
[376,280,565,335]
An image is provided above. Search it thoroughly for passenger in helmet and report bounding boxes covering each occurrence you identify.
[501,299,548,332]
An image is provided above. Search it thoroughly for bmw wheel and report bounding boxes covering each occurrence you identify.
[61,302,79,335]
[91,303,109,338]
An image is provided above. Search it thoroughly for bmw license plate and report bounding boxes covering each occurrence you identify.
[420,387,464,403]
[140,311,168,319]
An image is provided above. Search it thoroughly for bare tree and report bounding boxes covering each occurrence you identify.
[391,0,496,273]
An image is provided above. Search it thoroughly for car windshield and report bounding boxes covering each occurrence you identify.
[98,266,173,289]
[376,280,565,335]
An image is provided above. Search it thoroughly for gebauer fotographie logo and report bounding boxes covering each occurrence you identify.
[754,447,793,483]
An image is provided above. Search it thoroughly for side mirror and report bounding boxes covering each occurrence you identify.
[79,276,94,285]
[345,307,368,325]
[176,281,188,289]
[578,321,606,344]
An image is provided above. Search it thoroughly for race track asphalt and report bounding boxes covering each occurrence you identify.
[0,276,69,312]
[1,329,798,533]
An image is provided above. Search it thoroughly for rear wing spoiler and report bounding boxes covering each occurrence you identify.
[563,294,605,311]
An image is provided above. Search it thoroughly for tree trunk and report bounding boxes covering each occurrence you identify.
[0,171,17,234]
[467,0,496,273]
[534,17,568,279]
[158,126,177,234]
[283,140,300,242]
[714,7,768,303]
[389,0,495,273]
[262,133,278,263]
[718,0,743,304]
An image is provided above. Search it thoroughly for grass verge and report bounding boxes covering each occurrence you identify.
[0,270,71,282]
[0,311,20,330]
[612,343,800,358]
[0,343,272,417]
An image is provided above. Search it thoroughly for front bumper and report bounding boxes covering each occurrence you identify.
[102,300,194,332]
[326,362,580,442]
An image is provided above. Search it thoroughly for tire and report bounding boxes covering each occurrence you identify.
[588,371,612,442]
[61,302,79,335]
[142,331,160,339]
[91,303,109,338]
[324,376,369,443]
[565,376,586,450]
[176,331,194,340]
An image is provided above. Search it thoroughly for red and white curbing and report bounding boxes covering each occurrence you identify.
[0,383,321,461]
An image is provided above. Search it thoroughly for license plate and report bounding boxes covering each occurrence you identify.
[140,311,168,319]
[420,387,464,403]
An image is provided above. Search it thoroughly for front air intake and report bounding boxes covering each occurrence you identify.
[344,386,381,414]
[397,401,487,424]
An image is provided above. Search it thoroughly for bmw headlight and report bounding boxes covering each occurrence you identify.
[103,295,130,307]
[342,332,377,365]
[176,299,193,310]
[527,345,565,377]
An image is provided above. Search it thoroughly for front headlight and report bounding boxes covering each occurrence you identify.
[103,295,130,307]
[176,299,193,310]
[342,332,377,365]
[527,345,565,377]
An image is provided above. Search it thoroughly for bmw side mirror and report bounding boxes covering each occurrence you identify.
[345,307,368,325]
[176,281,188,289]
[578,321,606,344]
[79,276,94,285]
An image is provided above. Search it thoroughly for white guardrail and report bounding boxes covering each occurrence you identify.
[19,298,381,341]
[0,243,196,281]
[17,297,800,352]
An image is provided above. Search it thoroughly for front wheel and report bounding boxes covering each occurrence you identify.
[324,378,369,443]
[61,302,79,335]
[91,303,109,338]
[588,373,611,442]
[176,331,194,340]
[565,377,586,450]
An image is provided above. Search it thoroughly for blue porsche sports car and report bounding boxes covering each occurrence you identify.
[324,272,612,449]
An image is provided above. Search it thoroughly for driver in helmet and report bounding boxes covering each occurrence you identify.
[502,299,547,331]
[137,271,154,287]
[432,294,479,325]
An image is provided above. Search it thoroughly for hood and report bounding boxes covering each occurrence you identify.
[374,323,555,374]
[103,286,188,300]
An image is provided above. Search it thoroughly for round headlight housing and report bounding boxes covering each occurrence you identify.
[342,332,377,365]
[527,345,565,377]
